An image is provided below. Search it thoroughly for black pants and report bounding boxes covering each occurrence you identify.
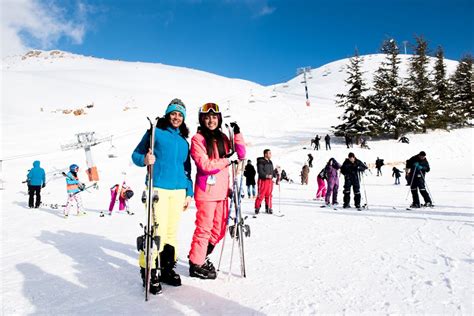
[343,177,361,207]
[326,142,331,150]
[411,175,431,205]
[28,185,42,208]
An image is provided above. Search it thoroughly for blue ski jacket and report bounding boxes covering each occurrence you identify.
[27,161,46,186]
[132,126,193,197]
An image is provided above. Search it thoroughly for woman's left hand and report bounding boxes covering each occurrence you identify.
[183,196,192,211]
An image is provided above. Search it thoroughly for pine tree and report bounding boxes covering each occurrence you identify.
[406,35,435,132]
[431,46,450,129]
[333,50,371,141]
[372,38,412,138]
[450,54,474,127]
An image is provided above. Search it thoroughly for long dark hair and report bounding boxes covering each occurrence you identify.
[198,126,227,158]
[156,114,189,138]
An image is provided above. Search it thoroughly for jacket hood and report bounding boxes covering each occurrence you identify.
[33,160,40,167]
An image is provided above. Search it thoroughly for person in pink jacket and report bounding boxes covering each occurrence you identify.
[188,102,246,279]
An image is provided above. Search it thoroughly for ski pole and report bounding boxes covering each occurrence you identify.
[227,162,238,279]
[361,172,368,209]
[419,171,435,205]
[405,168,416,201]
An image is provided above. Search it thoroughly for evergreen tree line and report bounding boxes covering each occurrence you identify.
[334,36,473,140]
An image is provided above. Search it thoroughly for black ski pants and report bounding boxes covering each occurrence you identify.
[411,175,431,205]
[343,177,361,207]
[28,185,42,208]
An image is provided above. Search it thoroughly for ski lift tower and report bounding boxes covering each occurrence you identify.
[297,66,311,106]
[61,132,112,182]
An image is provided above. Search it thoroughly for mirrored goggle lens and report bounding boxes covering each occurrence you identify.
[200,103,220,113]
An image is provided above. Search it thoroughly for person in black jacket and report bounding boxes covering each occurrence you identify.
[375,157,384,176]
[325,134,331,150]
[340,152,367,209]
[307,153,313,168]
[392,167,403,185]
[406,151,432,208]
[254,149,274,214]
[243,160,256,199]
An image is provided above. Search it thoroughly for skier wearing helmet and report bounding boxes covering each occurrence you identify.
[64,164,86,217]
[188,102,246,279]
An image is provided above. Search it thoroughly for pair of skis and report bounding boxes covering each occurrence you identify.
[142,117,161,301]
[217,124,250,278]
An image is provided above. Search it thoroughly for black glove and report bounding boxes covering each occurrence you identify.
[78,183,86,191]
[224,150,236,159]
[229,160,239,166]
[42,183,46,188]
[230,122,240,134]
[228,189,233,198]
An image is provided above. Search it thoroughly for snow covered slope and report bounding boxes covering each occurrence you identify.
[1,50,472,314]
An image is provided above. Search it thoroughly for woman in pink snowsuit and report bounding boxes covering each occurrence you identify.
[188,103,246,279]
[315,168,327,200]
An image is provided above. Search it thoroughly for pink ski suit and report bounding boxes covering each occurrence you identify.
[188,131,246,266]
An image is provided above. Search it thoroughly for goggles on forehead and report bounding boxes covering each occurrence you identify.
[200,103,220,114]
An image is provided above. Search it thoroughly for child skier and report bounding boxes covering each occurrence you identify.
[315,167,327,200]
[107,182,134,215]
[392,167,403,185]
[64,164,86,217]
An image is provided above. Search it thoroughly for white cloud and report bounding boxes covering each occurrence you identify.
[224,0,276,18]
[0,0,88,58]
[256,4,276,17]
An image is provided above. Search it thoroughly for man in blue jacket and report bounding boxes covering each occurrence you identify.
[27,160,46,208]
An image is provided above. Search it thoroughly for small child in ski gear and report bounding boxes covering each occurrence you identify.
[406,151,432,208]
[324,158,341,206]
[392,167,403,185]
[26,160,46,208]
[132,98,194,291]
[280,169,292,183]
[341,153,367,209]
[375,157,384,176]
[315,166,327,200]
[188,102,246,279]
[243,159,256,198]
[108,182,134,215]
[255,149,275,214]
[64,164,86,217]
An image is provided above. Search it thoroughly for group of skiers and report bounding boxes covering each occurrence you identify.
[314,151,433,210]
[25,161,134,217]
[316,153,368,209]
[24,97,434,297]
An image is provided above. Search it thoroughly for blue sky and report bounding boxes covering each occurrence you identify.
[6,0,474,85]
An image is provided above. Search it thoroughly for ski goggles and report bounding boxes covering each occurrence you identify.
[200,102,220,114]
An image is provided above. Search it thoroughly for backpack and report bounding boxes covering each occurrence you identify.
[318,168,327,180]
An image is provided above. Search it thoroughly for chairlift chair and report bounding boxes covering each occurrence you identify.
[108,138,118,158]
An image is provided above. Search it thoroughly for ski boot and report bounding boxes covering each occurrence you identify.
[141,268,162,295]
[159,245,181,286]
[189,261,217,280]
